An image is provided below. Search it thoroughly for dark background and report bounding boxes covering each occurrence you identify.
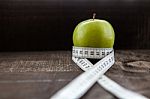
[0,0,150,51]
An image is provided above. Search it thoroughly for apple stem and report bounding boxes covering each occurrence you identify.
[93,13,96,20]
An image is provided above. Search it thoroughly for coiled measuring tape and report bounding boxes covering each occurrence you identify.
[51,46,148,99]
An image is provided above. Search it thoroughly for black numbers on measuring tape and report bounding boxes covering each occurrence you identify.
[78,59,91,69]
[102,52,105,56]
[83,63,87,66]
[76,58,80,62]
[103,62,106,67]
[107,52,109,55]
[101,65,104,68]
[73,47,113,59]
[85,65,90,68]
[111,57,114,61]
[96,52,100,55]
[97,66,102,71]
[109,59,111,63]
[85,51,88,55]
[79,60,83,63]
[76,50,78,54]
[95,69,100,74]
[73,50,75,54]
[80,51,83,54]
[90,51,94,55]
[106,61,109,65]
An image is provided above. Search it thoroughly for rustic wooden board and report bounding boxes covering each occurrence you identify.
[0,50,149,99]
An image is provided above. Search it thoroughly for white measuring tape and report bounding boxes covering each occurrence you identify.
[51,46,148,99]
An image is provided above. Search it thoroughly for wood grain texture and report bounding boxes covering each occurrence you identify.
[0,50,149,99]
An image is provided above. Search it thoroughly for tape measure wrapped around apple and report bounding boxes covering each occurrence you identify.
[51,14,148,99]
[71,13,147,99]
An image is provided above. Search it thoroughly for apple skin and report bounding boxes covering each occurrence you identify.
[73,19,115,48]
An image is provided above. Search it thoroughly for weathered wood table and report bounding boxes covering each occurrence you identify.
[0,50,149,99]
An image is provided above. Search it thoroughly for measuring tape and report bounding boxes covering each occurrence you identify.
[51,46,148,99]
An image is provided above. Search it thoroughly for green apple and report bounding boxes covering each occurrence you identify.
[73,19,115,48]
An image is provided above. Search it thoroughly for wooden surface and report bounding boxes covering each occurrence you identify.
[0,50,149,99]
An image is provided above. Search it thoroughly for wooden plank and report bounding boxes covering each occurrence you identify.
[0,50,149,99]
[0,72,81,99]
